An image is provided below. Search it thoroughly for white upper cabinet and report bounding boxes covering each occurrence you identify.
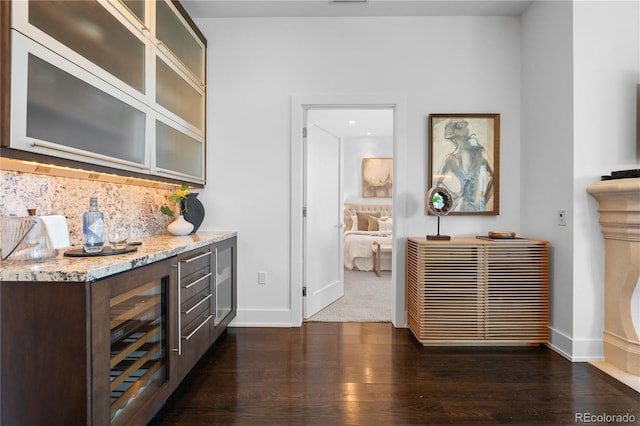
[8,0,206,184]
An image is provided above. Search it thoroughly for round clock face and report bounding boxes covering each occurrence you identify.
[427,186,453,216]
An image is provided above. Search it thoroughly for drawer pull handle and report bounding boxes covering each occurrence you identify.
[183,294,212,315]
[184,272,212,289]
[183,315,213,341]
[182,251,212,264]
[31,140,149,170]
[173,261,183,355]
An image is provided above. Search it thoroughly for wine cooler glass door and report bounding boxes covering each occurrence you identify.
[109,277,167,425]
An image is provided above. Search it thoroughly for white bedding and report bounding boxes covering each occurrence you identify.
[344,230,392,271]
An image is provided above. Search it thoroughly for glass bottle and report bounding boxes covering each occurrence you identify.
[83,197,104,253]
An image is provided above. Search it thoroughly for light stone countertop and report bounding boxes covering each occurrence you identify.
[0,231,236,282]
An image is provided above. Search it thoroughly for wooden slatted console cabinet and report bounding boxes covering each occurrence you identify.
[406,237,549,345]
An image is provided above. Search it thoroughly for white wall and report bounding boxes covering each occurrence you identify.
[522,0,640,361]
[521,0,575,358]
[196,16,522,326]
[343,136,393,203]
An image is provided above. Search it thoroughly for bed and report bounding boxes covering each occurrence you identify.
[343,203,393,272]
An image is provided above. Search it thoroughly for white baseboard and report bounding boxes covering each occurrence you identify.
[229,308,293,327]
[547,326,604,362]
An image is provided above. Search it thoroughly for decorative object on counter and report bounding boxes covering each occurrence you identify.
[161,184,190,217]
[426,185,453,240]
[488,231,516,239]
[108,226,129,250]
[476,235,528,242]
[182,192,205,233]
[1,211,61,262]
[167,214,194,236]
[1,215,37,260]
[83,197,104,253]
[162,184,196,235]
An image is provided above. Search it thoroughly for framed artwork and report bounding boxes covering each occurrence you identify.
[362,157,392,198]
[428,113,500,215]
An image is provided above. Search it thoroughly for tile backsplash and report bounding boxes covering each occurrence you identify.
[1,170,175,248]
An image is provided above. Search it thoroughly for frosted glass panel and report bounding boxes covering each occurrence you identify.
[121,0,145,24]
[26,55,146,164]
[156,0,203,81]
[215,246,233,326]
[156,121,203,178]
[156,58,203,129]
[29,0,145,93]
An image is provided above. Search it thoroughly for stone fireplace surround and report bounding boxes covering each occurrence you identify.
[587,176,640,392]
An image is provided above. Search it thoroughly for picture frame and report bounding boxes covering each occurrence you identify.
[428,113,500,215]
[362,157,392,198]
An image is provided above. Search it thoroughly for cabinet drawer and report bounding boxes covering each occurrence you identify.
[181,288,212,331]
[177,246,212,278]
[181,269,211,302]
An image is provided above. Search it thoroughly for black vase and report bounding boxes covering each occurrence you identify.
[181,193,205,233]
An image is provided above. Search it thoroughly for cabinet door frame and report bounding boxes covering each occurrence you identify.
[212,236,237,341]
[11,0,152,102]
[151,110,205,183]
[10,31,153,173]
[92,258,174,426]
[153,46,206,135]
[154,0,206,87]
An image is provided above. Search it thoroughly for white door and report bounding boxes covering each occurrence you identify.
[303,118,344,319]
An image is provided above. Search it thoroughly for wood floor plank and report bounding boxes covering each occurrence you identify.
[150,323,640,425]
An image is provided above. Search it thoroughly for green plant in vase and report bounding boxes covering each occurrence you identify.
[161,184,190,217]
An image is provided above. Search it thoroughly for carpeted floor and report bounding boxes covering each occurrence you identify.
[306,268,392,322]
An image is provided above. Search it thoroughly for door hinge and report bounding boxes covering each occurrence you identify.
[303,286,307,297]
[303,206,307,217]
[302,127,307,138]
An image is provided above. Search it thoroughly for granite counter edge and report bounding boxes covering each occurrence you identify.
[0,231,237,282]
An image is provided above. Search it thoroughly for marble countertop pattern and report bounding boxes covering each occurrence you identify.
[0,231,236,282]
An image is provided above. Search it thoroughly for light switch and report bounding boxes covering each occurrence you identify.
[258,271,267,284]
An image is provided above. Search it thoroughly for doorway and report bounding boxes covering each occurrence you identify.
[303,108,394,321]
[290,94,407,328]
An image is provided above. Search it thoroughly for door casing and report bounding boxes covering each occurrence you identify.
[290,94,408,328]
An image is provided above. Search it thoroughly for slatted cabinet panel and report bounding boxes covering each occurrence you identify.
[406,237,549,345]
[485,244,549,341]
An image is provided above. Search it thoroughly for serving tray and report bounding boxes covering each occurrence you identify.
[64,246,138,257]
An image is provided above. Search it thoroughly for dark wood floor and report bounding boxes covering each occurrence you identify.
[150,323,640,425]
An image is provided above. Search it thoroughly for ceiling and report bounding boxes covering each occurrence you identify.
[309,109,394,138]
[180,0,536,19]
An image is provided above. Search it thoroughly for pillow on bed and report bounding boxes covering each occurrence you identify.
[367,215,380,231]
[378,217,393,231]
[356,211,380,231]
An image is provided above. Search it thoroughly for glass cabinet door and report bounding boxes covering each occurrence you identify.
[155,0,205,84]
[27,0,146,94]
[109,278,167,425]
[215,243,234,327]
[120,0,146,26]
[154,117,204,182]
[155,55,204,131]
[11,32,150,171]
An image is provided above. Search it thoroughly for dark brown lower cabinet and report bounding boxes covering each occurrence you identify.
[0,236,237,425]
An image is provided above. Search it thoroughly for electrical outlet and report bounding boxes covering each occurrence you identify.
[558,209,567,226]
[258,271,267,285]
